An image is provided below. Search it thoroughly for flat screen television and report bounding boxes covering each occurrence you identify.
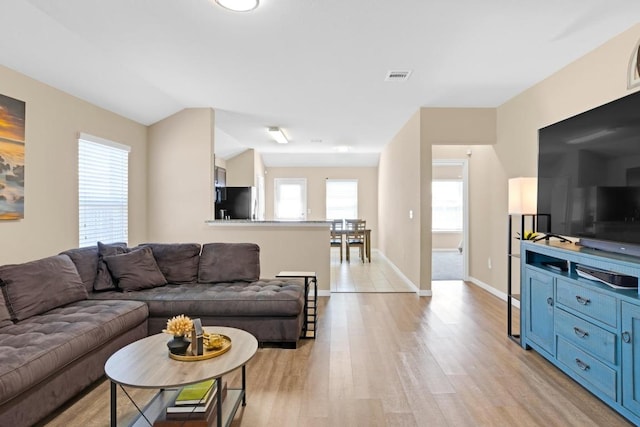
[537,89,640,256]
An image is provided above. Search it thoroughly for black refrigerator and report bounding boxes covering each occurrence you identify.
[216,187,255,219]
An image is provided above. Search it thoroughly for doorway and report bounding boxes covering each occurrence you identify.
[432,159,468,281]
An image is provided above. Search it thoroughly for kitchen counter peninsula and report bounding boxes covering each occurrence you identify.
[205,220,330,293]
[205,219,331,226]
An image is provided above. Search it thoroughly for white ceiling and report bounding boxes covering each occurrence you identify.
[2,1,639,167]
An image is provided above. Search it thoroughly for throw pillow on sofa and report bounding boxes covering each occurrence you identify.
[198,242,260,283]
[137,243,201,284]
[60,245,99,293]
[93,242,128,292]
[0,254,88,321]
[103,246,168,291]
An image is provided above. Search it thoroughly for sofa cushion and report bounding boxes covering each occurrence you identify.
[0,288,12,328]
[90,279,304,317]
[0,255,88,322]
[60,246,99,293]
[138,243,201,284]
[0,299,148,406]
[198,243,260,284]
[93,242,128,292]
[103,246,167,291]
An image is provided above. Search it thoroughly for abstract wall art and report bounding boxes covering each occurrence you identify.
[0,94,25,220]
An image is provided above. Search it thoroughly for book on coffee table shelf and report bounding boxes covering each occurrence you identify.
[153,381,228,426]
[171,379,216,407]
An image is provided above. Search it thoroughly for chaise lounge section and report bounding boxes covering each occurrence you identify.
[0,241,306,426]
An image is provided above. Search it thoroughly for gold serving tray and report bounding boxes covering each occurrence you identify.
[168,334,232,361]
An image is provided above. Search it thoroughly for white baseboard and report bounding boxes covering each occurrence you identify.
[374,249,424,296]
[467,276,520,309]
[316,290,331,297]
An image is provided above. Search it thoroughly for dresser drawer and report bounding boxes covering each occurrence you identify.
[556,279,617,327]
[555,309,617,364]
[557,337,617,400]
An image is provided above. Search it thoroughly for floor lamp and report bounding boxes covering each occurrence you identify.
[507,177,538,342]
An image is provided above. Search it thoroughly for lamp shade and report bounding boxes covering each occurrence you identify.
[508,177,538,214]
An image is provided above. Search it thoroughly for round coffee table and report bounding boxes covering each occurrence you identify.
[105,326,258,427]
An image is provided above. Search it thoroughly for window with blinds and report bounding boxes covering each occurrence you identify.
[326,179,358,220]
[78,134,130,247]
[432,180,463,232]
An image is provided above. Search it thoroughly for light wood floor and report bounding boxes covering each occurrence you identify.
[43,281,633,426]
[331,248,415,293]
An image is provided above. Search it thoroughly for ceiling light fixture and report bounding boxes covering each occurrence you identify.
[268,127,289,144]
[215,0,259,12]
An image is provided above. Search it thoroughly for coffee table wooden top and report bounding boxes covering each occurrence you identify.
[105,326,258,389]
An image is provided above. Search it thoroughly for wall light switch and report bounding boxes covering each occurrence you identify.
[409,210,413,219]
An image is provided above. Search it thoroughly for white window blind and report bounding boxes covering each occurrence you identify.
[78,134,130,247]
[326,179,358,220]
[432,180,463,232]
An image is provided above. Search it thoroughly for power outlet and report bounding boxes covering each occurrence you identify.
[488,258,492,269]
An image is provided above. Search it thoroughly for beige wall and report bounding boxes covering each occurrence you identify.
[378,111,422,288]
[148,108,215,242]
[487,24,640,295]
[0,65,148,264]
[264,166,379,247]
[226,149,256,187]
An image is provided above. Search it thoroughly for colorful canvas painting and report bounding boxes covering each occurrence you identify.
[0,94,25,220]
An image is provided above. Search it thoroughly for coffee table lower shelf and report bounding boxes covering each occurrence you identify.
[128,387,244,427]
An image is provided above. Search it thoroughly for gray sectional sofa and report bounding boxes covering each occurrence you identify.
[0,242,305,426]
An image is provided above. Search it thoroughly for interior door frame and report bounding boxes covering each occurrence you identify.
[432,158,469,280]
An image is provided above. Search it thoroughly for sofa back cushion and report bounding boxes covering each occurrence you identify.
[137,243,201,284]
[93,242,128,292]
[60,246,99,293]
[0,254,88,321]
[0,286,12,328]
[198,243,260,283]
[103,246,168,291]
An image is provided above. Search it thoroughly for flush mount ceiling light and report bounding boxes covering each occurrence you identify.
[268,127,289,144]
[215,0,259,12]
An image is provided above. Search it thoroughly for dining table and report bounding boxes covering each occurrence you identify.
[332,227,371,262]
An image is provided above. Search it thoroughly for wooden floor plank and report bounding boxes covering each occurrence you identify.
[43,279,633,427]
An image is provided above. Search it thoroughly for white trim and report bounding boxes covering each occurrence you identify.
[419,289,433,297]
[78,132,131,152]
[467,276,520,309]
[316,290,331,297]
[374,249,422,295]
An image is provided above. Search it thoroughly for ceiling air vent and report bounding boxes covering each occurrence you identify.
[385,70,412,82]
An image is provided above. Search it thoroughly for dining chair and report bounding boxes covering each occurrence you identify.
[345,219,366,263]
[330,219,344,262]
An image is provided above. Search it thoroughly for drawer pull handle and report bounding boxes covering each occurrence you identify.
[623,331,632,343]
[575,358,590,371]
[575,296,591,305]
[546,297,553,306]
[573,327,589,338]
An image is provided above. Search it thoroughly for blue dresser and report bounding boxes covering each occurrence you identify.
[521,241,640,424]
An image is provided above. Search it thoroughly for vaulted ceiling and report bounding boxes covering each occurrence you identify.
[2,1,639,166]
